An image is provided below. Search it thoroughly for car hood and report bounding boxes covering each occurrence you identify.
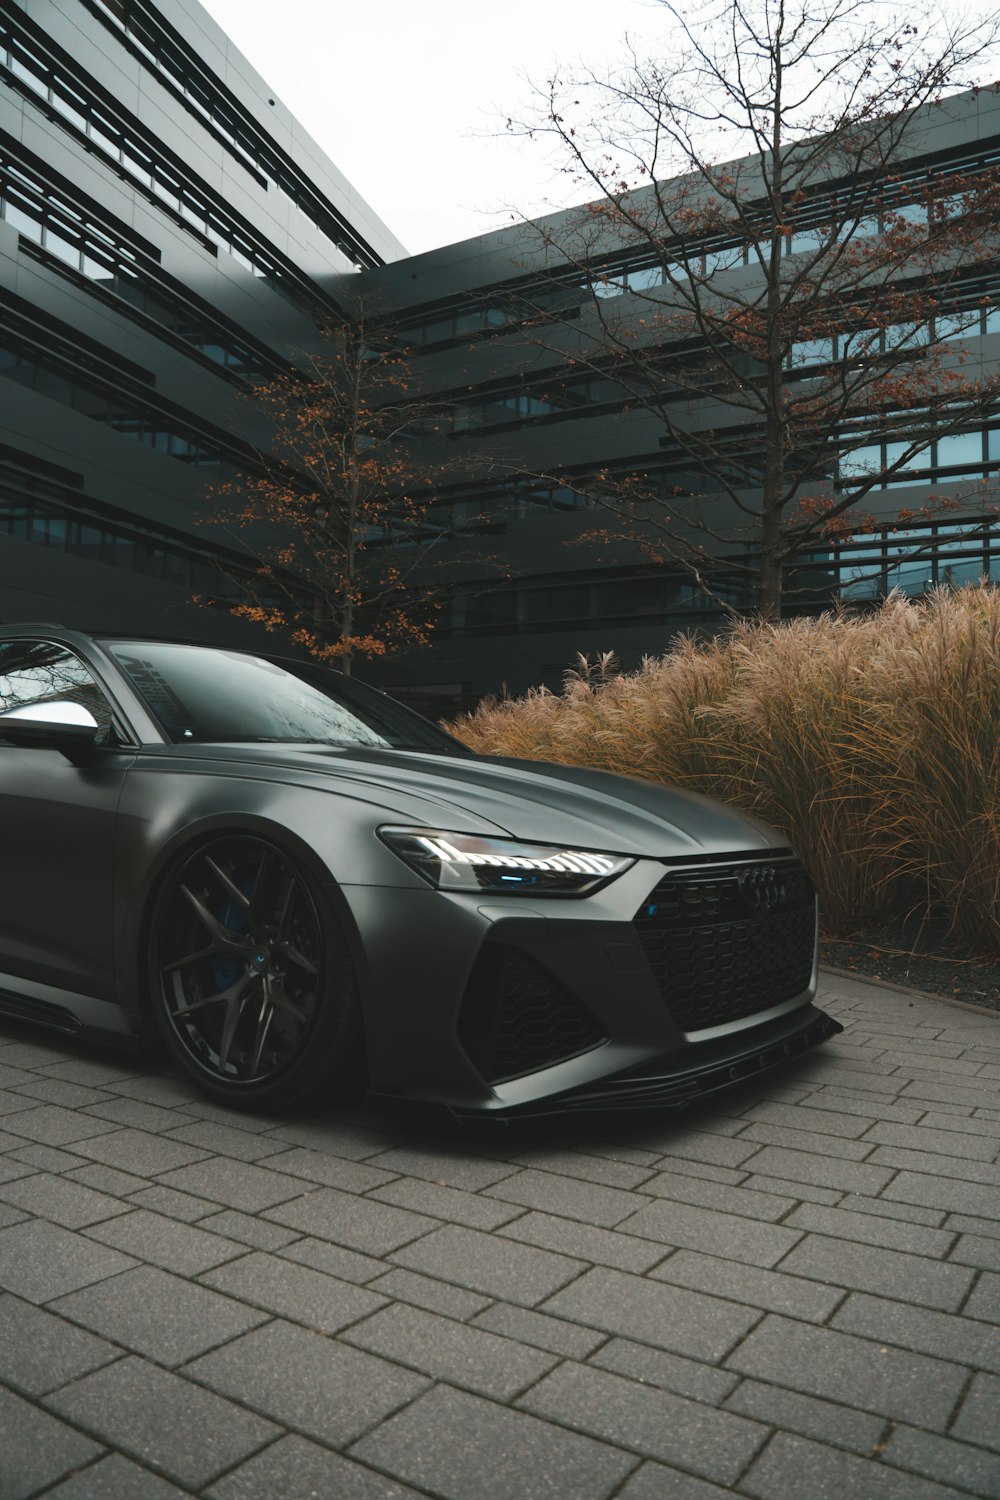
[155,743,787,858]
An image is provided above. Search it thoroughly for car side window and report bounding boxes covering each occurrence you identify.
[0,638,115,735]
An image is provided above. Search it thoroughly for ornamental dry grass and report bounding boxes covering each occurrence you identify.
[448,587,1000,953]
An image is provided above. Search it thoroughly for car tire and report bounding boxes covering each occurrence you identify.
[147,833,363,1112]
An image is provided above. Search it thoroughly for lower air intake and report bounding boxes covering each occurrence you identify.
[458,946,608,1085]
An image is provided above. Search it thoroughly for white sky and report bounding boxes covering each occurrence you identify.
[198,0,669,255]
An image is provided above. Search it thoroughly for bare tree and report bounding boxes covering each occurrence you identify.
[200,299,489,674]
[508,0,1000,618]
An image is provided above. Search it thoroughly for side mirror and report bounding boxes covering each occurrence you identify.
[0,701,100,762]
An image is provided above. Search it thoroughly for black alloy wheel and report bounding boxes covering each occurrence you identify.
[149,834,361,1110]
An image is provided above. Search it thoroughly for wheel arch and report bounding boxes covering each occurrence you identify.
[124,812,371,1060]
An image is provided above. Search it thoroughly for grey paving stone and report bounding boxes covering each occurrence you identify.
[0,1158,37,1185]
[723,1378,886,1453]
[370,1175,525,1230]
[103,1075,201,1108]
[646,1154,748,1185]
[883,1171,1000,1218]
[64,1163,150,1196]
[952,1372,1000,1451]
[163,1121,292,1162]
[390,1223,584,1305]
[155,1158,306,1213]
[185,1319,428,1444]
[52,1264,268,1365]
[248,1145,397,1191]
[81,1099,191,1134]
[126,1186,216,1222]
[840,1193,946,1227]
[85,1210,245,1275]
[264,1186,436,1254]
[484,1166,650,1227]
[0,1088,37,1115]
[785,1202,955,1256]
[741,1431,972,1500]
[791,1066,904,1095]
[279,1235,386,1283]
[741,1100,875,1138]
[519,1360,767,1485]
[946,1212,1000,1240]
[499,1209,668,1272]
[510,1146,658,1187]
[344,1300,559,1398]
[13,1078,114,1109]
[162,1099,276,1132]
[869,1146,1000,1186]
[742,1122,875,1160]
[777,1234,975,1312]
[641,1170,795,1220]
[541,1265,760,1363]
[0,1172,130,1230]
[349,1382,637,1500]
[6,1142,89,1172]
[195,1208,300,1250]
[863,1121,1000,1161]
[619,1197,803,1268]
[614,1462,736,1500]
[365,1145,517,1190]
[832,1293,1000,1372]
[36,1059,147,1086]
[262,1117,398,1158]
[741,1175,843,1205]
[959,1271,1000,1324]
[950,1234,1000,1271]
[72,1129,211,1177]
[734,1145,896,1194]
[0,1040,78,1068]
[368,1268,492,1319]
[920,1111,1000,1140]
[725,1314,968,1429]
[2,1105,121,1147]
[47,1354,278,1489]
[882,1425,1000,1498]
[0,1061,38,1088]
[587,1336,740,1404]
[0,1218,137,1302]
[655,1130,763,1169]
[801,1090,925,1124]
[651,1247,844,1322]
[0,1292,119,1394]
[0,1385,103,1499]
[206,1434,425,1500]
[902,1079,1000,1110]
[472,1302,608,1359]
[200,1249,387,1332]
[36,1453,195,1499]
[0,1201,27,1227]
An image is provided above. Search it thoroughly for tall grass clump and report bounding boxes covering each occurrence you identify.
[447,586,1000,953]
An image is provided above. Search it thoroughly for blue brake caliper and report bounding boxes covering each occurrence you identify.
[211,882,253,992]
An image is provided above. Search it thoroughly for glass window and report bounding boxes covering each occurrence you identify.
[839,443,882,479]
[936,431,984,467]
[0,638,112,730]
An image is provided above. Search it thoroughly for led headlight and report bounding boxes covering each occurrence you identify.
[379,828,635,895]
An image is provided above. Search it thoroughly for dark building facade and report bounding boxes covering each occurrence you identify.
[3,0,1000,710]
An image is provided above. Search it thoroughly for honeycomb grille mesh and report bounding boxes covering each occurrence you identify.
[634,858,816,1032]
[458,947,607,1085]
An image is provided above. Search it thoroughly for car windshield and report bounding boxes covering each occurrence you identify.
[103,641,463,752]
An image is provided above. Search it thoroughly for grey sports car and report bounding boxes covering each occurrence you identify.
[0,625,841,1116]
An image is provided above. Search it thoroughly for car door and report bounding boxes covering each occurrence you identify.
[0,636,134,1005]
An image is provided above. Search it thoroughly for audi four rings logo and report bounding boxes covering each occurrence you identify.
[738,865,787,911]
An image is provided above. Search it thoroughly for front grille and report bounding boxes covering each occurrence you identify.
[634,857,816,1032]
[458,946,608,1085]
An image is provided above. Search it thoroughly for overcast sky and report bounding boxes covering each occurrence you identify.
[198,0,669,255]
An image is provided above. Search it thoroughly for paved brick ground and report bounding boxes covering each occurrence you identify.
[0,972,998,1499]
